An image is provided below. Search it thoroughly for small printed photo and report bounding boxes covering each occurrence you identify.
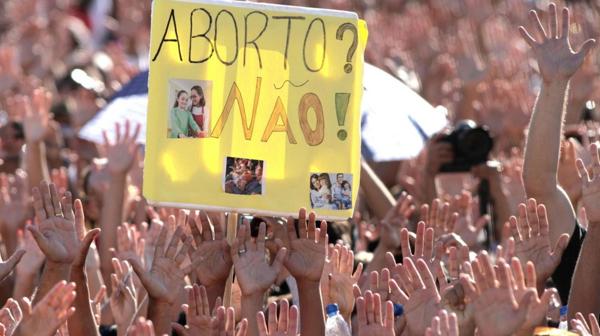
[309,173,353,210]
[224,157,264,195]
[167,78,212,139]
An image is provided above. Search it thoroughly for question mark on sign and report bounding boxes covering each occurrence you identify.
[336,23,358,74]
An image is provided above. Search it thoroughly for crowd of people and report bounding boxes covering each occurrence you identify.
[225,158,263,195]
[1,0,600,335]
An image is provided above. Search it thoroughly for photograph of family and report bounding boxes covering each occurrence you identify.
[224,157,264,195]
[309,173,352,210]
[167,79,211,138]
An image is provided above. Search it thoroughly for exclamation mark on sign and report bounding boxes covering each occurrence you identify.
[336,93,350,141]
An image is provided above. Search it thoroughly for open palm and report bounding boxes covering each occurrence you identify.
[510,200,568,286]
[284,209,327,282]
[189,213,232,287]
[231,221,286,296]
[29,182,82,264]
[519,4,596,82]
[130,223,193,304]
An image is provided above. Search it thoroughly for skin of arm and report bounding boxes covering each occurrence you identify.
[488,173,511,242]
[68,229,101,336]
[34,262,70,305]
[569,222,600,319]
[98,172,127,290]
[241,293,263,336]
[98,122,140,291]
[25,141,50,194]
[568,144,600,318]
[13,270,37,300]
[520,5,595,246]
[69,268,100,336]
[523,80,576,247]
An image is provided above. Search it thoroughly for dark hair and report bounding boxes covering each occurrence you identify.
[342,180,351,190]
[190,85,206,107]
[173,90,187,108]
[310,174,319,191]
[318,173,332,189]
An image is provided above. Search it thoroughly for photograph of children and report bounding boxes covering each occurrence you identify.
[224,157,264,195]
[309,173,353,210]
[167,78,212,139]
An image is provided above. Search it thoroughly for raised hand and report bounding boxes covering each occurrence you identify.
[571,312,600,336]
[188,211,232,287]
[508,258,557,334]
[114,223,145,269]
[0,299,22,336]
[421,199,457,239]
[379,192,415,250]
[284,208,327,282]
[576,143,600,225]
[425,309,459,336]
[460,253,533,336]
[220,307,248,336]
[109,258,137,332]
[321,244,362,321]
[519,3,596,83]
[14,281,76,336]
[28,181,90,264]
[172,284,219,336]
[0,247,25,283]
[356,291,395,336]
[231,221,287,296]
[103,120,141,175]
[0,171,31,234]
[436,245,471,294]
[400,222,443,276]
[257,300,299,336]
[449,192,488,248]
[129,219,194,304]
[23,88,51,143]
[509,199,569,288]
[390,258,441,335]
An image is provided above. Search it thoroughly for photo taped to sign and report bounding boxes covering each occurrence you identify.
[224,156,264,195]
[309,172,352,210]
[167,78,212,139]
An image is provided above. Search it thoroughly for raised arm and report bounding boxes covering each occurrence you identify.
[23,88,52,189]
[98,121,140,289]
[569,144,600,318]
[520,3,596,245]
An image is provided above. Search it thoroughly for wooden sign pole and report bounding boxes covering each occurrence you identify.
[223,212,238,307]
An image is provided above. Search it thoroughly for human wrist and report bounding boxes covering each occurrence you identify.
[46,260,72,273]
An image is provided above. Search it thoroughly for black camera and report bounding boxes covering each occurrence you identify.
[439,120,494,173]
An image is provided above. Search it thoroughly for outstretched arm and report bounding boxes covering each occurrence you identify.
[569,145,600,318]
[521,4,596,246]
[98,121,140,290]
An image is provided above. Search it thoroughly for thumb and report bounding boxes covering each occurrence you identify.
[551,233,570,267]
[0,249,26,280]
[27,224,51,255]
[271,247,287,272]
[577,38,597,56]
[127,257,152,290]
[171,323,189,336]
[74,229,101,267]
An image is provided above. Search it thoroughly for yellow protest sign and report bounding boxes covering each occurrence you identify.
[143,0,368,219]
